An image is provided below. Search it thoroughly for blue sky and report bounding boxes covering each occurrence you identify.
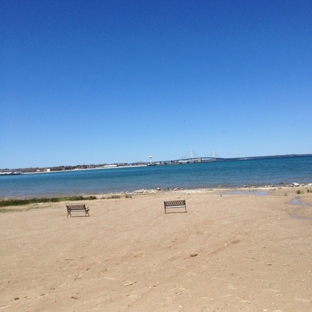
[1,0,312,168]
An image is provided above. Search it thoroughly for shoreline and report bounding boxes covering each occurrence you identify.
[1,157,311,200]
[1,183,312,201]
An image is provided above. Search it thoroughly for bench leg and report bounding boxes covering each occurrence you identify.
[164,206,187,213]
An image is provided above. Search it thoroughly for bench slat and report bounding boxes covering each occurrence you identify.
[164,200,187,213]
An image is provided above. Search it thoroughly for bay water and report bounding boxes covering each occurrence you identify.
[0,156,311,199]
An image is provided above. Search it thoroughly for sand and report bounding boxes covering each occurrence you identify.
[1,187,312,311]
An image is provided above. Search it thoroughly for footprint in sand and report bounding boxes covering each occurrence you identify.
[294,297,311,303]
[227,283,237,290]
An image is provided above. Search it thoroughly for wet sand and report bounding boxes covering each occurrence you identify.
[1,187,312,311]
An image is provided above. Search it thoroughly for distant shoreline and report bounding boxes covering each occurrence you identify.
[1,153,312,173]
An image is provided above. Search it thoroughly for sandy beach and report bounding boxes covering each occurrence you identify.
[1,187,312,311]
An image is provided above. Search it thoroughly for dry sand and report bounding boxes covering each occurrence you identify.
[1,187,312,312]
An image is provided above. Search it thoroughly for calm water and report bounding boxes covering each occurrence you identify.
[0,156,311,198]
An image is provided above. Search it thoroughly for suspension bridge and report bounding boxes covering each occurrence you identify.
[177,150,221,163]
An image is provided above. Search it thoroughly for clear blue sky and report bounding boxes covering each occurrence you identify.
[1,0,312,168]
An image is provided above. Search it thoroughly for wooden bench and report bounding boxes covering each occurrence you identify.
[164,200,187,213]
[66,204,90,217]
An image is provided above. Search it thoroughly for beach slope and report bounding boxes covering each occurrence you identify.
[1,188,312,311]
